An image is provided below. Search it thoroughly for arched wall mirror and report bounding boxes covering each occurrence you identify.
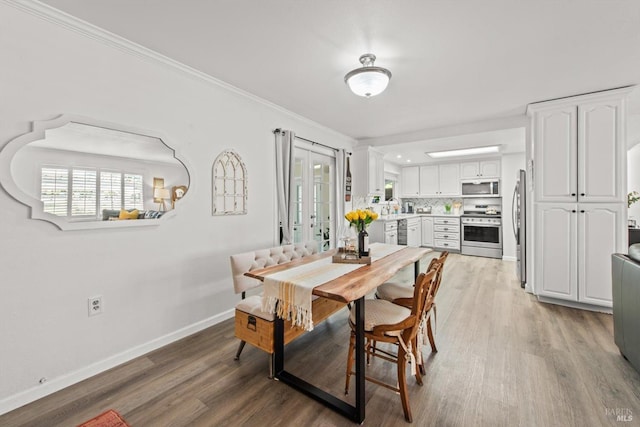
[0,115,190,230]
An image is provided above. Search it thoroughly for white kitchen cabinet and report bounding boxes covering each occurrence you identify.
[368,220,398,245]
[438,164,460,196]
[418,165,439,196]
[534,204,577,301]
[407,217,422,247]
[528,89,629,204]
[578,204,626,306]
[401,166,420,197]
[534,203,625,307]
[417,164,460,197]
[352,146,385,197]
[432,216,460,251]
[528,87,632,309]
[421,216,434,247]
[459,160,501,179]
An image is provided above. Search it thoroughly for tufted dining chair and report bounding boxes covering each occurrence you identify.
[344,265,441,423]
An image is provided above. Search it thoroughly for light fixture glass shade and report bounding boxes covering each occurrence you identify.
[345,54,392,97]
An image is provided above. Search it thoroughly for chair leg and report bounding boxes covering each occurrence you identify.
[427,317,437,353]
[413,341,423,386]
[397,346,413,423]
[234,340,246,360]
[344,332,355,394]
[367,339,376,365]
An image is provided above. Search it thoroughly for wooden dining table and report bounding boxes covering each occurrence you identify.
[245,243,432,423]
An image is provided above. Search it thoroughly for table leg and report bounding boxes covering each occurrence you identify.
[272,299,366,423]
[354,296,366,422]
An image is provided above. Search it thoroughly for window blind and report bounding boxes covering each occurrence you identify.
[124,174,143,210]
[41,167,69,216]
[100,171,122,210]
[71,169,97,216]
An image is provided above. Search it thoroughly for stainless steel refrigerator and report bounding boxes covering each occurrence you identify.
[512,169,526,288]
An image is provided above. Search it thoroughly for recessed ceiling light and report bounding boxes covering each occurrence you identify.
[426,145,500,159]
[396,154,402,158]
[406,159,411,163]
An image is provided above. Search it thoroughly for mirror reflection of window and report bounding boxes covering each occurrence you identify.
[41,166,144,218]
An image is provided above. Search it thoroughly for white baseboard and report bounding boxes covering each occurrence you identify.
[537,296,612,314]
[502,255,517,262]
[0,309,234,416]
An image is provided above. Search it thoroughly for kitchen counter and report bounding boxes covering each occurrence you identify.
[376,213,462,221]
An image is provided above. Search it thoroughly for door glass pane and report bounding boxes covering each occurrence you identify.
[293,157,304,231]
[285,148,335,250]
[311,156,333,251]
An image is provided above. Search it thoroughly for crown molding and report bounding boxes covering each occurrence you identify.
[2,0,355,145]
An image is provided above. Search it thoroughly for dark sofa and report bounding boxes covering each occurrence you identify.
[101,209,164,221]
[612,243,640,373]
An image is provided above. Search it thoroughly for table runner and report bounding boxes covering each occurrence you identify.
[262,243,404,331]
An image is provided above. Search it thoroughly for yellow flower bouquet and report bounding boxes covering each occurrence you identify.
[345,209,378,232]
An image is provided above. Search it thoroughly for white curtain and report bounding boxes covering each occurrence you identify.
[275,129,295,244]
[335,149,347,230]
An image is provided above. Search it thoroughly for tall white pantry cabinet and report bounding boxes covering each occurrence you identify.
[527,87,632,309]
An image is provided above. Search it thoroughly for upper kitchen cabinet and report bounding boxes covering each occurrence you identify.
[401,166,420,197]
[527,87,632,204]
[420,164,460,197]
[401,163,460,197]
[353,146,385,197]
[459,159,501,179]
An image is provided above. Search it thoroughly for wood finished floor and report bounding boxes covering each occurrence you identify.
[2,253,640,427]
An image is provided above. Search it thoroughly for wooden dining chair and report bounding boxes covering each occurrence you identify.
[344,266,440,423]
[376,251,449,354]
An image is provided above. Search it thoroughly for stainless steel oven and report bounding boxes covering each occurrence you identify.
[461,215,503,259]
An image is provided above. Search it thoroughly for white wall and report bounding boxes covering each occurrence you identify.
[628,144,640,222]
[501,152,526,261]
[0,4,354,413]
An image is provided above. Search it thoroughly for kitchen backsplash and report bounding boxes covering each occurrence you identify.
[400,198,463,214]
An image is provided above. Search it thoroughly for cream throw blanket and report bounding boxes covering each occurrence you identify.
[262,243,404,331]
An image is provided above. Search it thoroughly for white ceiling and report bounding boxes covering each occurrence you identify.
[40,0,640,165]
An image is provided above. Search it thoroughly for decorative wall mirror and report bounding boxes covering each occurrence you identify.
[212,149,247,215]
[0,114,190,230]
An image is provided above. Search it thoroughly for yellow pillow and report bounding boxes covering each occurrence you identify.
[119,209,139,220]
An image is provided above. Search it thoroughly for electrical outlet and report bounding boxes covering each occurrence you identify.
[88,296,102,316]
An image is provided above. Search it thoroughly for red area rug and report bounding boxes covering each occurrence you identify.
[77,409,130,427]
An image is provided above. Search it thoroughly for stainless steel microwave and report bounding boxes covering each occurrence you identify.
[461,179,500,197]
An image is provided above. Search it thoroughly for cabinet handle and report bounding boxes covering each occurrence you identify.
[572,210,576,213]
[580,193,585,196]
[571,193,576,196]
[580,210,585,213]
[444,235,449,238]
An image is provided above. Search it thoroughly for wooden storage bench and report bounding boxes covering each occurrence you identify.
[230,241,346,376]
[234,297,346,354]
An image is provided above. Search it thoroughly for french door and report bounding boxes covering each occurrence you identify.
[292,148,335,251]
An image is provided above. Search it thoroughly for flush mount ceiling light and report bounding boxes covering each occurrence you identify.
[426,145,500,159]
[344,54,392,97]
